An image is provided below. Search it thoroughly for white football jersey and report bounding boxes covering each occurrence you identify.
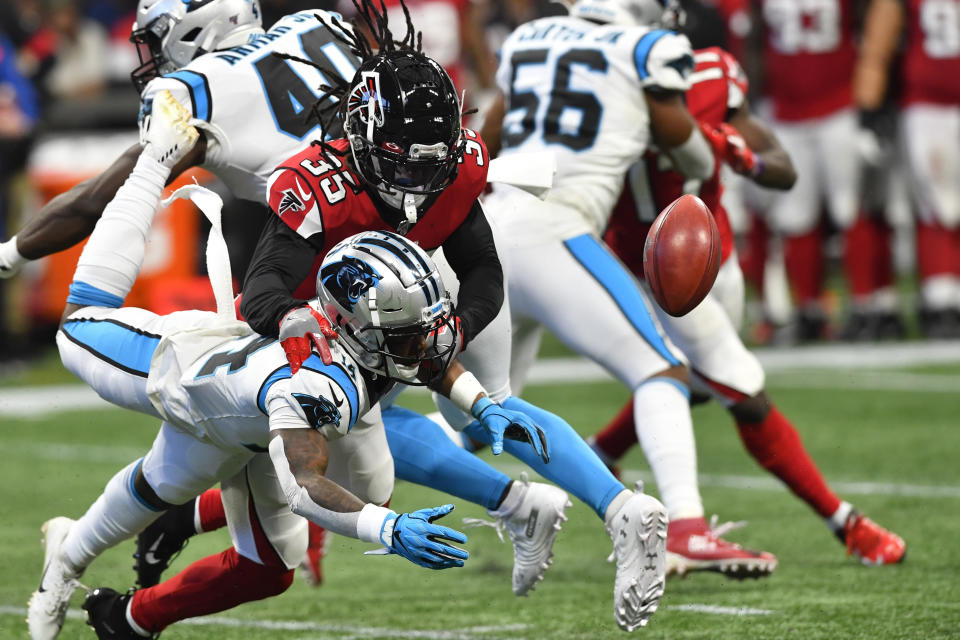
[147,328,375,451]
[141,11,360,202]
[495,16,693,237]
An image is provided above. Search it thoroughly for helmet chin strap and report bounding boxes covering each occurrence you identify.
[403,193,419,226]
[380,188,426,232]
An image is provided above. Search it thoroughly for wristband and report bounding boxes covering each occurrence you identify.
[356,503,397,545]
[0,235,26,271]
[448,371,486,414]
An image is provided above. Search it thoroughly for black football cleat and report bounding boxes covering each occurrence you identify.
[133,502,195,588]
[82,587,155,639]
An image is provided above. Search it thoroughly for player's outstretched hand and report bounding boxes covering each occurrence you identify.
[386,504,469,569]
[472,397,550,463]
[279,305,338,371]
[140,90,200,168]
[699,122,759,177]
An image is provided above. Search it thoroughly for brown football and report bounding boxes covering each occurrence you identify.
[643,194,721,317]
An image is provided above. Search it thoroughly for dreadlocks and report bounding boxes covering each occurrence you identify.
[271,0,423,158]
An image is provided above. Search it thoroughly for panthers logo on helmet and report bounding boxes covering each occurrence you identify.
[292,391,342,430]
[320,255,382,311]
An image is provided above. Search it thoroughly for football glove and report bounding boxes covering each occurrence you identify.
[699,122,759,177]
[140,90,200,168]
[472,397,550,463]
[383,504,469,569]
[279,305,338,371]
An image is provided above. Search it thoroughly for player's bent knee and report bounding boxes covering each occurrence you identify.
[134,466,179,511]
[729,391,772,424]
[649,364,690,387]
[232,550,295,598]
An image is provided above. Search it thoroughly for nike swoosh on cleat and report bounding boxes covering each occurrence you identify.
[143,533,165,565]
[37,564,50,593]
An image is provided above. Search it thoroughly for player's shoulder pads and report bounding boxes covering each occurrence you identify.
[633,29,694,92]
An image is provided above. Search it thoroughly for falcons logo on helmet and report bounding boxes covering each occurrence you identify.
[277,188,306,216]
[346,71,386,127]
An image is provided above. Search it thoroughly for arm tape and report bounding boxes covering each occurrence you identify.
[268,436,392,541]
[447,371,486,415]
[668,127,715,181]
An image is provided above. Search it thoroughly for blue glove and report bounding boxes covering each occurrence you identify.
[472,397,550,463]
[383,504,468,569]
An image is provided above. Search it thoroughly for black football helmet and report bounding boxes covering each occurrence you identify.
[342,51,464,199]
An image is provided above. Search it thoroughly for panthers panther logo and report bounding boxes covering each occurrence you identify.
[292,391,342,430]
[320,256,382,311]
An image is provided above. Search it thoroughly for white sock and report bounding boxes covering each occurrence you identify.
[921,275,960,310]
[490,477,526,516]
[60,460,160,572]
[633,378,703,521]
[603,489,633,528]
[72,154,170,302]
[827,501,854,533]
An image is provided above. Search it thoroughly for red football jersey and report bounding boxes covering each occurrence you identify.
[760,0,858,120]
[267,129,490,297]
[900,0,960,106]
[604,48,742,279]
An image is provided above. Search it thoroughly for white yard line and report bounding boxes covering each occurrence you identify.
[4,439,959,499]
[0,607,527,639]
[2,342,958,419]
[667,604,774,616]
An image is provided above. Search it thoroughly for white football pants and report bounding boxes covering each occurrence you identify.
[56,304,392,568]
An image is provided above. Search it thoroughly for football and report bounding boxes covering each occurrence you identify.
[643,194,721,317]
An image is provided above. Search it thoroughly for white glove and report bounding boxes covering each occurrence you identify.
[0,236,26,278]
[140,90,200,168]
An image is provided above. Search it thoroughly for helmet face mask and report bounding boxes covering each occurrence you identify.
[343,52,464,205]
[317,231,457,385]
[130,0,263,92]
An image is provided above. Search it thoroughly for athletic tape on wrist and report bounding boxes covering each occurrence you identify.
[0,235,26,272]
[448,371,486,415]
[357,503,396,545]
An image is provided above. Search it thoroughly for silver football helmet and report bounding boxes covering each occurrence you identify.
[317,231,456,384]
[131,0,264,92]
[568,0,684,29]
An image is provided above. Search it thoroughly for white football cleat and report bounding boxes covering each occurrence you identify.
[465,473,571,596]
[606,485,668,632]
[140,89,200,168]
[27,517,80,640]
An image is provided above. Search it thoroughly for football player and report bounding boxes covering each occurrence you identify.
[0,0,569,592]
[756,0,899,341]
[240,9,671,630]
[591,46,906,569]
[855,0,960,337]
[479,0,778,581]
[28,97,494,639]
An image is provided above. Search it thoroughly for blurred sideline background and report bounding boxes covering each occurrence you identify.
[0,0,947,367]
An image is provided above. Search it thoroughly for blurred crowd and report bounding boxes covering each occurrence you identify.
[0,0,957,361]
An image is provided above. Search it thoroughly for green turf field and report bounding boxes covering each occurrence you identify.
[2,348,959,639]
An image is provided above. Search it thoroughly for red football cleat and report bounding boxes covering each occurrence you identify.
[666,516,777,579]
[300,523,331,587]
[842,511,906,565]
